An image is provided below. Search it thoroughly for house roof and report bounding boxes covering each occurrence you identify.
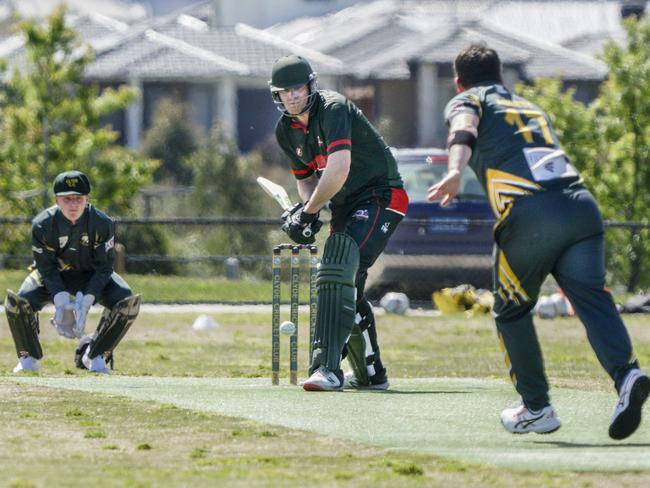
[85,13,342,82]
[265,0,623,81]
[0,0,147,23]
[480,1,645,52]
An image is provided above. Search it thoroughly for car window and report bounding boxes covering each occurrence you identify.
[398,155,487,202]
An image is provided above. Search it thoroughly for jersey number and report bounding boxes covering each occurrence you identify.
[504,109,554,145]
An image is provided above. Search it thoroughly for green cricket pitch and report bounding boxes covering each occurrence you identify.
[6,376,650,472]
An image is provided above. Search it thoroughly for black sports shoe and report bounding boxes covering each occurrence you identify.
[609,368,650,440]
[343,371,389,390]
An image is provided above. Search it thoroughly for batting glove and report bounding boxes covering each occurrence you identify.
[281,203,321,244]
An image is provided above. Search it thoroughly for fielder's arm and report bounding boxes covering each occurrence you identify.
[302,150,351,214]
[427,113,478,207]
[31,224,66,295]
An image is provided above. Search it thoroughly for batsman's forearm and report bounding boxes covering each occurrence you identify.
[297,176,318,203]
[303,152,350,213]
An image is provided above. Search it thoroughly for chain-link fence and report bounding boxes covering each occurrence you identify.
[1,216,647,303]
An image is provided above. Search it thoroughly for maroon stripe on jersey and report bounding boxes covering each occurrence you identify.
[358,197,382,251]
[307,154,327,171]
[387,188,409,215]
[326,139,351,153]
[290,121,308,134]
[292,168,310,175]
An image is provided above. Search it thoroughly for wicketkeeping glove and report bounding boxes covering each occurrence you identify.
[74,293,95,338]
[53,291,72,325]
[281,203,322,245]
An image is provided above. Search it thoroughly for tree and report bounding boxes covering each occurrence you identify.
[185,125,269,271]
[0,6,156,217]
[516,15,650,291]
[140,97,200,185]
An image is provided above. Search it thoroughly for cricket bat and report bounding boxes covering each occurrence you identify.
[256,176,313,238]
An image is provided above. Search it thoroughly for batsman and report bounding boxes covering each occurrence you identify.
[270,55,409,391]
[6,170,140,374]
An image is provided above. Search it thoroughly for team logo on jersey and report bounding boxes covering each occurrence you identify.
[105,236,115,252]
[352,209,369,221]
[296,146,303,157]
[80,233,90,246]
[58,236,68,248]
[381,222,391,233]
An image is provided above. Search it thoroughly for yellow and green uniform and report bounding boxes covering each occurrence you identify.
[18,204,132,311]
[276,89,409,380]
[445,83,636,409]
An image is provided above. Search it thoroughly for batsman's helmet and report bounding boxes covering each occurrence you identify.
[269,55,318,116]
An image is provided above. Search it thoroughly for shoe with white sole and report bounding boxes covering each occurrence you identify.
[12,356,39,373]
[303,366,342,391]
[82,348,110,374]
[344,371,390,391]
[609,368,650,440]
[500,403,561,434]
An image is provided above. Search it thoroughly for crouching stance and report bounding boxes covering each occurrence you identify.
[5,170,140,374]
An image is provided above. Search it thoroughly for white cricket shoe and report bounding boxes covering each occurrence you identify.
[12,356,39,373]
[609,368,650,440]
[303,366,342,391]
[82,349,110,374]
[343,371,390,391]
[500,403,561,434]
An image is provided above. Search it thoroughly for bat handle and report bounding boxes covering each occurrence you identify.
[302,226,313,238]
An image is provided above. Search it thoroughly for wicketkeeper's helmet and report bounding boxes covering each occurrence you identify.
[269,55,318,116]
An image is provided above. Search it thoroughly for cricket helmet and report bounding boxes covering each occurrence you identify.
[269,55,318,116]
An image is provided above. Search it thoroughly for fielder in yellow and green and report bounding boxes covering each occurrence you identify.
[428,43,649,440]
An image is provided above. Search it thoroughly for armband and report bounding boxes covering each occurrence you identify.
[447,130,477,151]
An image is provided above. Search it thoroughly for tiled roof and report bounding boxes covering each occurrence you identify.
[0,0,147,23]
[85,16,342,81]
[265,0,622,81]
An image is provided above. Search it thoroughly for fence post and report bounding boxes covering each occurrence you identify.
[115,243,126,275]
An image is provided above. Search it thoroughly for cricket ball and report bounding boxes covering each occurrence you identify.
[279,320,296,336]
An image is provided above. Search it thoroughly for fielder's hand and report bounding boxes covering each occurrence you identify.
[74,293,95,338]
[281,203,321,244]
[53,291,72,325]
[427,169,462,207]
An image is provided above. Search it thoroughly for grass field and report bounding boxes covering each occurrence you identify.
[0,270,276,303]
[1,305,650,487]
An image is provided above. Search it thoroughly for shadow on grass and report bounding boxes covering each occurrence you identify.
[533,440,650,448]
[358,390,474,395]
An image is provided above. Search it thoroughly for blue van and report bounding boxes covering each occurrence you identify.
[367,148,495,300]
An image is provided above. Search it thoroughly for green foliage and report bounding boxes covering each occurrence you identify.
[515,15,650,291]
[117,224,178,275]
[140,98,200,184]
[0,6,156,219]
[186,126,269,260]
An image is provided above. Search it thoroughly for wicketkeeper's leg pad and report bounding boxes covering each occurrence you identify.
[88,294,141,360]
[311,233,359,373]
[5,289,43,359]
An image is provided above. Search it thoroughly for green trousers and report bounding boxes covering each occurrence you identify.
[493,187,636,410]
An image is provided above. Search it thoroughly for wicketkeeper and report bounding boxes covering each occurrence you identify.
[6,170,140,374]
[270,55,409,391]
